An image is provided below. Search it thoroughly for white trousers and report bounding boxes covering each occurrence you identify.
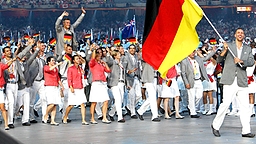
[17,88,30,123]
[29,81,46,121]
[6,83,18,124]
[60,80,69,119]
[187,80,203,115]
[212,77,251,134]
[137,82,158,120]
[127,78,141,116]
[109,82,124,121]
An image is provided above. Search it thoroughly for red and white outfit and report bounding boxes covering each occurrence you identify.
[67,65,87,105]
[159,66,180,98]
[89,58,111,102]
[0,63,10,103]
[44,65,61,105]
[202,61,217,91]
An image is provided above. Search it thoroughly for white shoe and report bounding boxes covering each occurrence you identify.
[228,111,238,116]
[235,112,240,117]
[202,110,207,115]
[206,110,213,116]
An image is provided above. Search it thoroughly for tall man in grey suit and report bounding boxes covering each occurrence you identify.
[123,44,141,119]
[180,48,215,118]
[55,7,86,55]
[211,28,255,138]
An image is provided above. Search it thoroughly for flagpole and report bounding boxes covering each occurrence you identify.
[203,12,242,67]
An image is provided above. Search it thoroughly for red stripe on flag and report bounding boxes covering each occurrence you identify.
[142,0,184,70]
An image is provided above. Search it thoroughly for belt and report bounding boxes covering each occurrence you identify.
[194,79,201,81]
[95,80,103,82]
[61,77,67,80]
[35,79,43,82]
[7,81,17,84]
[119,80,125,83]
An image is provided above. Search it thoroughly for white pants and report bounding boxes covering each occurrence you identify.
[187,80,203,115]
[29,80,46,121]
[95,102,103,117]
[59,80,69,119]
[6,83,18,124]
[17,88,30,123]
[137,82,158,120]
[212,77,251,134]
[109,82,124,121]
[127,78,141,116]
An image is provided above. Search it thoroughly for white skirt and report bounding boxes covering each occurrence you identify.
[159,78,180,98]
[45,86,61,105]
[202,79,217,91]
[68,88,87,105]
[89,81,109,102]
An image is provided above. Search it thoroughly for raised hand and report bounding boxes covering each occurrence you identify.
[62,11,69,17]
[81,7,86,14]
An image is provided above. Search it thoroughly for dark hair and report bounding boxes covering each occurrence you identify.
[46,56,55,65]
[63,18,70,21]
[235,27,243,33]
[3,46,11,53]
[129,44,136,49]
[71,55,79,64]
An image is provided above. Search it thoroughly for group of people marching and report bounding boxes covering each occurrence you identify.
[0,9,255,138]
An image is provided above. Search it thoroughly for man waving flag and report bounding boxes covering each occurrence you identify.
[142,0,203,78]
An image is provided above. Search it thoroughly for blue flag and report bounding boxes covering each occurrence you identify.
[121,15,136,39]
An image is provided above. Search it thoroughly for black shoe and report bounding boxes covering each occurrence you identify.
[190,115,200,118]
[242,133,255,138]
[118,119,125,123]
[0,120,2,124]
[67,119,72,123]
[47,119,51,123]
[22,122,31,126]
[159,107,165,114]
[152,118,161,122]
[131,115,138,119]
[136,112,144,121]
[8,124,15,129]
[30,120,38,123]
[59,109,63,114]
[125,106,131,116]
[109,115,115,121]
[211,124,221,137]
[98,116,103,120]
[251,114,255,117]
[33,109,39,117]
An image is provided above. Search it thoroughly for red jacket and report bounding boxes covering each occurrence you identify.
[89,58,111,82]
[43,65,60,86]
[0,63,10,87]
[67,65,83,89]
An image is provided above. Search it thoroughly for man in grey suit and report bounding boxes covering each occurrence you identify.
[211,28,255,138]
[122,44,141,119]
[55,7,86,55]
[180,48,215,118]
[136,61,160,122]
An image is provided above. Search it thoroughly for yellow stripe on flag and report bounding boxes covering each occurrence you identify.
[158,0,203,78]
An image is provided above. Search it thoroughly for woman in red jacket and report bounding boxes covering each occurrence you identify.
[63,55,88,125]
[89,49,111,124]
[0,58,16,130]
[43,56,64,126]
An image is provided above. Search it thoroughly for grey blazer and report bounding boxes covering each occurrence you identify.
[122,52,140,87]
[217,42,254,87]
[141,61,155,84]
[27,56,46,87]
[180,51,215,88]
[17,48,40,90]
[107,59,124,87]
[55,13,85,55]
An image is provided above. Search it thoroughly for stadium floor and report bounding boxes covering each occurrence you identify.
[1,107,256,144]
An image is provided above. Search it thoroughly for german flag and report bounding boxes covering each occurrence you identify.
[64,34,72,42]
[84,34,91,39]
[142,0,203,78]
[128,37,137,44]
[113,38,121,46]
[49,38,56,46]
[209,38,217,45]
[33,33,40,38]
[63,54,72,61]
[24,35,30,40]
